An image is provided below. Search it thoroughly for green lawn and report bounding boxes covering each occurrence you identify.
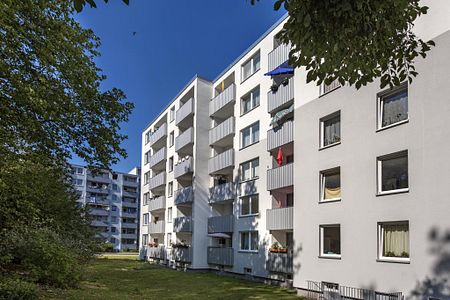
[42,259,300,299]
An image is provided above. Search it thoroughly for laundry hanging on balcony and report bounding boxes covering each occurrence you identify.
[276,148,284,167]
[264,62,294,76]
[270,104,294,127]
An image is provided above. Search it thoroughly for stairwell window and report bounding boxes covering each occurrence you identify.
[169,106,175,122]
[320,167,341,202]
[143,193,149,206]
[168,156,174,172]
[167,207,172,223]
[241,122,259,149]
[241,51,260,82]
[168,181,173,197]
[169,131,174,147]
[320,111,341,149]
[143,213,149,225]
[144,172,149,185]
[378,221,410,262]
[320,225,341,258]
[377,150,408,195]
[378,84,408,130]
[240,194,259,216]
[240,231,259,252]
[142,234,148,247]
[241,86,260,115]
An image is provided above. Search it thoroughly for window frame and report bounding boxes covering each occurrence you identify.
[168,181,173,197]
[239,194,259,217]
[143,213,149,225]
[240,85,260,116]
[168,156,174,172]
[169,131,174,147]
[377,221,410,263]
[320,167,341,203]
[169,106,175,122]
[239,231,259,252]
[167,207,173,223]
[319,224,341,259]
[377,83,409,131]
[377,150,409,196]
[241,50,261,83]
[143,193,149,206]
[240,122,260,149]
[239,158,259,182]
[320,111,341,149]
[143,172,149,185]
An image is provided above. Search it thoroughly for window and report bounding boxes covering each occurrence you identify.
[143,213,149,225]
[241,122,259,148]
[286,193,294,207]
[144,171,149,185]
[320,225,341,258]
[145,131,150,145]
[142,234,148,246]
[169,131,174,147]
[168,156,174,172]
[112,184,118,191]
[144,151,150,165]
[240,231,258,251]
[168,182,173,197]
[378,221,410,262]
[167,207,172,223]
[111,216,117,222]
[241,86,260,115]
[111,227,116,233]
[75,179,83,186]
[167,233,172,247]
[320,112,341,148]
[378,84,408,129]
[378,151,408,194]
[112,194,117,201]
[240,195,259,216]
[76,167,83,174]
[241,51,260,82]
[320,168,341,202]
[112,205,117,211]
[169,106,175,122]
[143,193,149,206]
[240,158,259,181]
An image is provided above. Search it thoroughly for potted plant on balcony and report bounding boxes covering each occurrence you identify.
[269,242,289,253]
[270,83,279,92]
[171,240,189,249]
[281,77,289,86]
[148,242,158,248]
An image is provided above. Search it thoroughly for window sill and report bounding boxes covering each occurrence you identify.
[376,119,409,132]
[377,258,410,264]
[319,198,341,204]
[238,250,259,254]
[239,177,259,184]
[319,255,341,260]
[239,213,259,219]
[319,142,341,151]
[240,140,260,151]
[376,188,409,197]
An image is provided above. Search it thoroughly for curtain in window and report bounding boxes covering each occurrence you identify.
[251,232,258,250]
[383,223,409,257]
[251,124,259,143]
[324,117,340,146]
[382,91,408,127]
[324,187,341,200]
[241,232,249,250]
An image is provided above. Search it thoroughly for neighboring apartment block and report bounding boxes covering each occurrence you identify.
[71,164,140,252]
[140,1,450,298]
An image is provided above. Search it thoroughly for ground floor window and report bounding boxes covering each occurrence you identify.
[320,225,341,258]
[378,221,410,262]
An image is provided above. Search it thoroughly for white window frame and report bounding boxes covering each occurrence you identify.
[169,131,174,147]
[241,86,260,115]
[239,194,259,217]
[143,172,149,185]
[240,122,260,149]
[167,207,172,223]
[377,83,408,131]
[167,232,172,247]
[377,221,410,263]
[168,182,173,197]
[169,106,175,122]
[241,51,261,82]
[143,213,149,225]
[145,131,150,145]
[239,231,259,252]
[320,111,341,149]
[144,151,150,165]
[320,167,341,202]
[377,150,409,195]
[319,224,341,259]
[168,156,174,172]
[240,158,259,182]
[142,234,148,247]
[143,193,149,206]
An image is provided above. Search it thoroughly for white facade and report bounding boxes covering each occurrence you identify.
[140,1,450,298]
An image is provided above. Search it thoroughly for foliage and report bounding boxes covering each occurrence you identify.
[72,0,130,13]
[0,278,38,300]
[252,0,434,89]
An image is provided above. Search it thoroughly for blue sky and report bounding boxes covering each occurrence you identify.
[73,0,286,173]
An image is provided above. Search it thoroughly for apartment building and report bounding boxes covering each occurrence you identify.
[140,1,450,298]
[71,164,140,252]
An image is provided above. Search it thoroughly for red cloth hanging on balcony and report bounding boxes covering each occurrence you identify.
[276,148,284,167]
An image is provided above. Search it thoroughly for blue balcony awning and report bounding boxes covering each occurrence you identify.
[264,62,294,76]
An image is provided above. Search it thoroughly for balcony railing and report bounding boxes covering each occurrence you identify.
[149,172,166,190]
[173,216,192,233]
[122,222,137,228]
[86,186,109,194]
[209,116,235,146]
[175,127,194,152]
[306,281,403,300]
[209,84,236,117]
[149,123,167,147]
[89,208,109,216]
[174,156,193,178]
[172,247,192,263]
[209,182,236,204]
[121,233,137,239]
[175,98,194,126]
[208,215,234,233]
[122,211,137,218]
[207,247,234,266]
[122,190,138,198]
[87,174,110,184]
[149,147,167,168]
[149,220,165,234]
[267,77,294,114]
[266,252,293,274]
[268,43,290,71]
[266,207,293,231]
[122,200,138,208]
[267,120,294,152]
[174,186,193,206]
[267,163,293,191]
[91,220,108,227]
[148,246,166,260]
[149,196,166,212]
[208,149,234,175]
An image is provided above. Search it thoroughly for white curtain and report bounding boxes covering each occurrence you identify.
[324,117,340,146]
[383,224,409,257]
[382,92,408,127]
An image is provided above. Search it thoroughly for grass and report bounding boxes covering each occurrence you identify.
[96,252,139,260]
[41,259,300,299]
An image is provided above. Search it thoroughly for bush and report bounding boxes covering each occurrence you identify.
[0,278,38,300]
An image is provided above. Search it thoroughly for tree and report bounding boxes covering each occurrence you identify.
[72,0,130,13]
[252,0,434,89]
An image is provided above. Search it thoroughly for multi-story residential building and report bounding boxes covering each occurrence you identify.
[71,164,140,252]
[140,1,450,298]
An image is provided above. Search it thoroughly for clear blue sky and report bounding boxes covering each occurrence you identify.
[72,0,286,173]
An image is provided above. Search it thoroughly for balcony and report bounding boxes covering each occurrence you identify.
[149,196,166,212]
[172,247,192,263]
[123,177,138,188]
[149,172,166,191]
[174,186,193,206]
[148,246,166,260]
[268,43,290,71]
[122,190,138,198]
[121,233,136,239]
[149,123,167,147]
[209,84,235,118]
[173,216,192,233]
[174,157,193,179]
[208,149,234,175]
[175,98,194,126]
[122,200,138,208]
[208,215,234,233]
[266,207,293,231]
[207,247,234,266]
[149,147,167,169]
[209,117,235,147]
[89,208,109,216]
[86,186,109,195]
[209,182,236,204]
[267,163,293,191]
[267,77,294,114]
[87,174,110,184]
[91,220,108,227]
[267,120,294,152]
[175,127,194,153]
[149,220,165,234]
[122,211,137,218]
[122,222,137,229]
[266,252,293,274]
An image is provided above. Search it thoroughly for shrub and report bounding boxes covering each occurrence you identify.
[0,278,38,300]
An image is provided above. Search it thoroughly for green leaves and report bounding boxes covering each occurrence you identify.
[72,0,130,13]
